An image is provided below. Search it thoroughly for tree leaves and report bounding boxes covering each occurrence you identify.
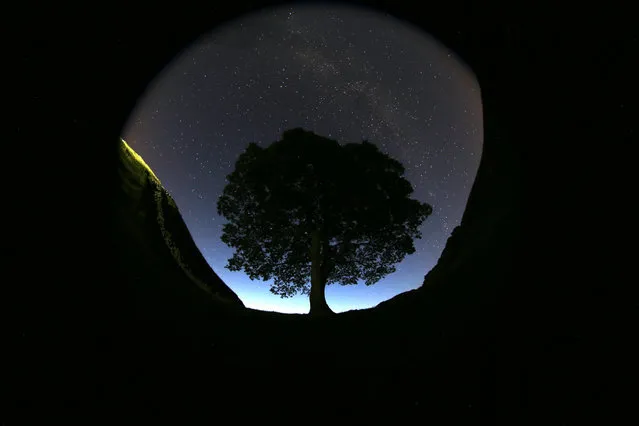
[217,128,433,298]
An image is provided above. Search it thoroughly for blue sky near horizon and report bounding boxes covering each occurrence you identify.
[123,3,482,314]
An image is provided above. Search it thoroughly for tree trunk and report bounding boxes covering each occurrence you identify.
[309,229,334,316]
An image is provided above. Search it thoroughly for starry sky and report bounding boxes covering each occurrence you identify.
[123,4,483,314]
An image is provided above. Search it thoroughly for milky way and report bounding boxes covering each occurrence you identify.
[123,4,483,313]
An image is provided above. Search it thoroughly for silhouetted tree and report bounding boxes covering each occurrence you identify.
[217,128,433,315]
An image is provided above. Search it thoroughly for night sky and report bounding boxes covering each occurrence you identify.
[123,4,483,313]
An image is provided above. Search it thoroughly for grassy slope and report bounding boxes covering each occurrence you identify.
[115,139,244,329]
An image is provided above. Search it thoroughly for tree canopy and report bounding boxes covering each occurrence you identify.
[217,128,432,314]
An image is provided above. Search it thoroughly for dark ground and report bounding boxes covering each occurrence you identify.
[9,1,637,424]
